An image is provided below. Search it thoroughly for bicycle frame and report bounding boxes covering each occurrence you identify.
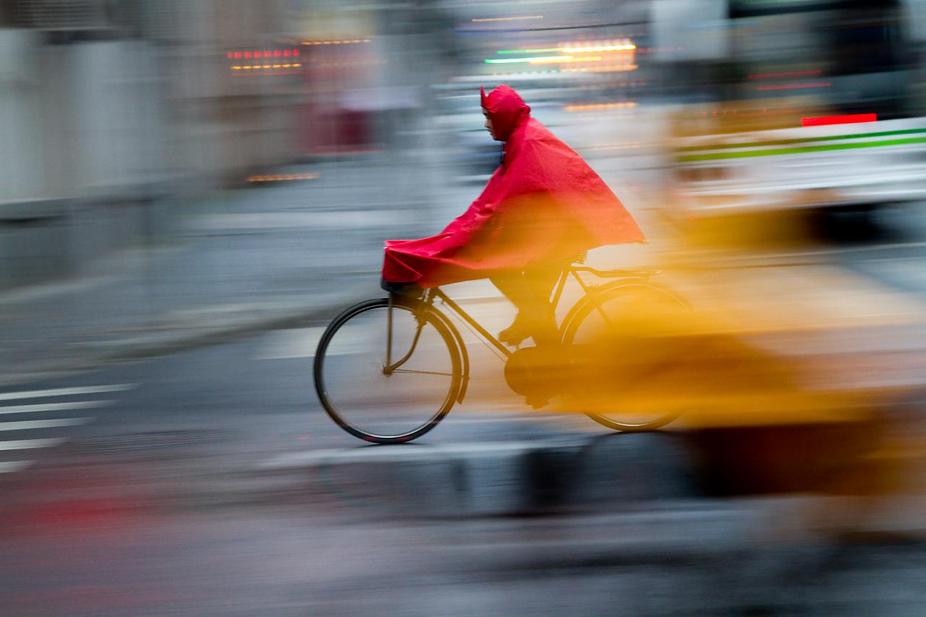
[316,266,681,443]
[383,264,658,374]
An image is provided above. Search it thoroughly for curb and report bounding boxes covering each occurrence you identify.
[249,433,699,517]
[0,282,374,387]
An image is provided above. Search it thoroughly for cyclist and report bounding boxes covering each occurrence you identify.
[382,85,644,346]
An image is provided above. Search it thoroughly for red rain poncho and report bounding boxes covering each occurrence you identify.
[382,85,644,287]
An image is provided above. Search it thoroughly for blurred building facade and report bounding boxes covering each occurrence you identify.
[0,0,293,288]
[0,0,453,289]
[4,0,926,289]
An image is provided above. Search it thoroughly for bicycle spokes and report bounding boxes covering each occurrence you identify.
[316,298,461,443]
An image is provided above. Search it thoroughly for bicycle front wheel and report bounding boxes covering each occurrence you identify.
[314,297,462,444]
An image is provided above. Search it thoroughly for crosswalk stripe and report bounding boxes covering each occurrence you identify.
[0,384,135,402]
[0,400,112,416]
[0,388,116,475]
[0,438,66,451]
[0,418,91,431]
[0,461,32,473]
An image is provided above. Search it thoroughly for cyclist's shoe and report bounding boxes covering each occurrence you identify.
[525,393,550,409]
[499,313,532,347]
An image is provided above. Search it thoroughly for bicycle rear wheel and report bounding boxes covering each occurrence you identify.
[561,281,689,432]
[314,297,462,444]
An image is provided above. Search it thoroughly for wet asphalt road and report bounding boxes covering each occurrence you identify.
[4,234,926,615]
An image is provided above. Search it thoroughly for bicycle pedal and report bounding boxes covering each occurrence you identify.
[525,395,550,409]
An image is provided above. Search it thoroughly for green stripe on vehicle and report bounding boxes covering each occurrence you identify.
[678,136,926,162]
[677,128,926,152]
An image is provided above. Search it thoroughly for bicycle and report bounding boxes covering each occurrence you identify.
[313,262,688,444]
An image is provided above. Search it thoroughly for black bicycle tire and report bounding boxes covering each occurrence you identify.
[560,281,687,432]
[313,297,463,444]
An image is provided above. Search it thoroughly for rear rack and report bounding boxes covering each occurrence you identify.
[569,265,659,279]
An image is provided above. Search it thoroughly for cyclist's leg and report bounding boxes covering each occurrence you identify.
[491,270,532,344]
[522,263,562,346]
[491,262,563,346]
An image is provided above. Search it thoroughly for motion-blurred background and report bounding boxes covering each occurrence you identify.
[2,0,925,285]
[3,1,926,616]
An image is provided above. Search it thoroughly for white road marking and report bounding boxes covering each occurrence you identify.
[0,274,118,307]
[260,324,412,359]
[195,211,407,231]
[0,461,32,473]
[441,414,567,425]
[0,438,66,451]
[0,384,135,402]
[0,418,91,431]
[0,401,112,415]
[258,327,325,360]
[261,440,575,469]
[860,258,926,288]
[0,386,126,475]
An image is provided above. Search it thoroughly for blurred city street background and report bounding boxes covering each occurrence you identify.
[4,0,926,615]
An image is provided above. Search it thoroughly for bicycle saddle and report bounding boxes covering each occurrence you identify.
[380,279,424,298]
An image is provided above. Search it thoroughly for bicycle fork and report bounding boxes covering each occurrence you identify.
[382,292,429,375]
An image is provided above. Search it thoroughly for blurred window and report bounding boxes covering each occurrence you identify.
[726,0,911,118]
[3,0,141,34]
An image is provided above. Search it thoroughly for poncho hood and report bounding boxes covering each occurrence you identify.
[481,85,530,141]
